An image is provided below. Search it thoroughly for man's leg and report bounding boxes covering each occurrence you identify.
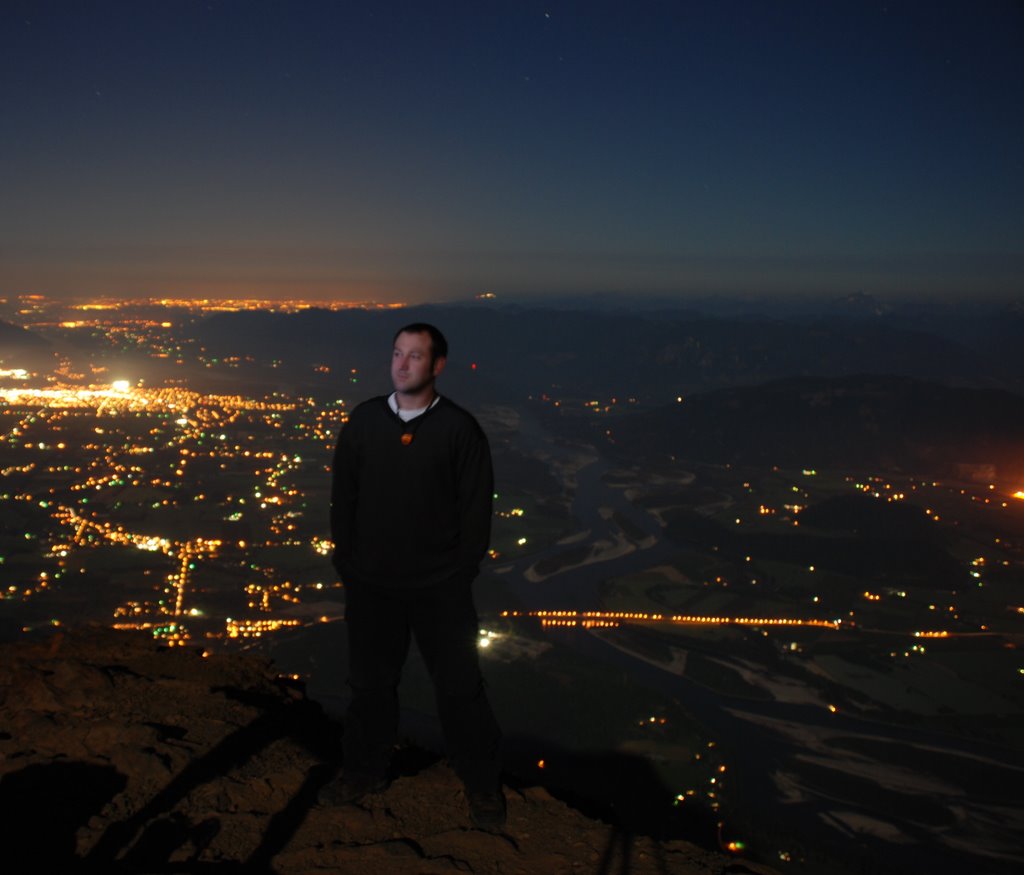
[411,579,503,824]
[341,583,410,786]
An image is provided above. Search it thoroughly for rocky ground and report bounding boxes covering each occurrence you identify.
[0,627,779,874]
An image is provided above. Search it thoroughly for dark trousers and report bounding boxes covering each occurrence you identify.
[343,577,502,792]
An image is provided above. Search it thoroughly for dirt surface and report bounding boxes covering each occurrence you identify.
[0,627,779,874]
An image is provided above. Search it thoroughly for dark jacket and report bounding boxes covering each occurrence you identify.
[330,395,493,589]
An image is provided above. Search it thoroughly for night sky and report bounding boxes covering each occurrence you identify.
[2,1,1022,304]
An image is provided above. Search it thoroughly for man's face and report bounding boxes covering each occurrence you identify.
[391,330,445,397]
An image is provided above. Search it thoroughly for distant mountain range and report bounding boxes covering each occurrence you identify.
[191,304,1018,402]
[185,305,1024,478]
[606,373,1024,478]
[0,318,49,349]
[0,319,52,370]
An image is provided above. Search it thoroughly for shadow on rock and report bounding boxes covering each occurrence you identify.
[83,691,337,872]
[0,761,126,872]
[504,737,723,874]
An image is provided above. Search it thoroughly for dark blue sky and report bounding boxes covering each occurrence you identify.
[2,1,1021,303]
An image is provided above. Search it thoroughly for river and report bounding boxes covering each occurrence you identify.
[263,406,1023,874]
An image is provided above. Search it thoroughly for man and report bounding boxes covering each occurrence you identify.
[322,322,505,829]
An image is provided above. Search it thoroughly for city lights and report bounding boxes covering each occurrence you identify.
[501,610,842,631]
[0,310,349,644]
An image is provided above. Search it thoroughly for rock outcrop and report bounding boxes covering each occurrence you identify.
[0,627,777,873]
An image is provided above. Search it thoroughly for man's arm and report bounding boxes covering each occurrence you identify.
[455,420,494,578]
[329,418,360,576]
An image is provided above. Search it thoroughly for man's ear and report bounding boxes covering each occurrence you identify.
[432,355,447,378]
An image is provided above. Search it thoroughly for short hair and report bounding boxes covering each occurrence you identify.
[393,323,448,362]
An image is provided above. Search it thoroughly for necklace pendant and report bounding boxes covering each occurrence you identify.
[401,433,413,445]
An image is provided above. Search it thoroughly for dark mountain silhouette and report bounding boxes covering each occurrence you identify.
[191,305,1007,402]
[881,299,1024,383]
[0,319,54,372]
[0,318,49,350]
[606,374,1024,479]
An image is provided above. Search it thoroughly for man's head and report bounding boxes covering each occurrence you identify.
[392,323,448,363]
[391,323,447,402]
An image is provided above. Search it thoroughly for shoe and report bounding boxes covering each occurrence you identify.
[467,788,507,830]
[317,772,389,807]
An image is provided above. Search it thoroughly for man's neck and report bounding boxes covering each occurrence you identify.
[395,386,436,410]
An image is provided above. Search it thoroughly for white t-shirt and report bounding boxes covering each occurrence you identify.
[388,392,441,422]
